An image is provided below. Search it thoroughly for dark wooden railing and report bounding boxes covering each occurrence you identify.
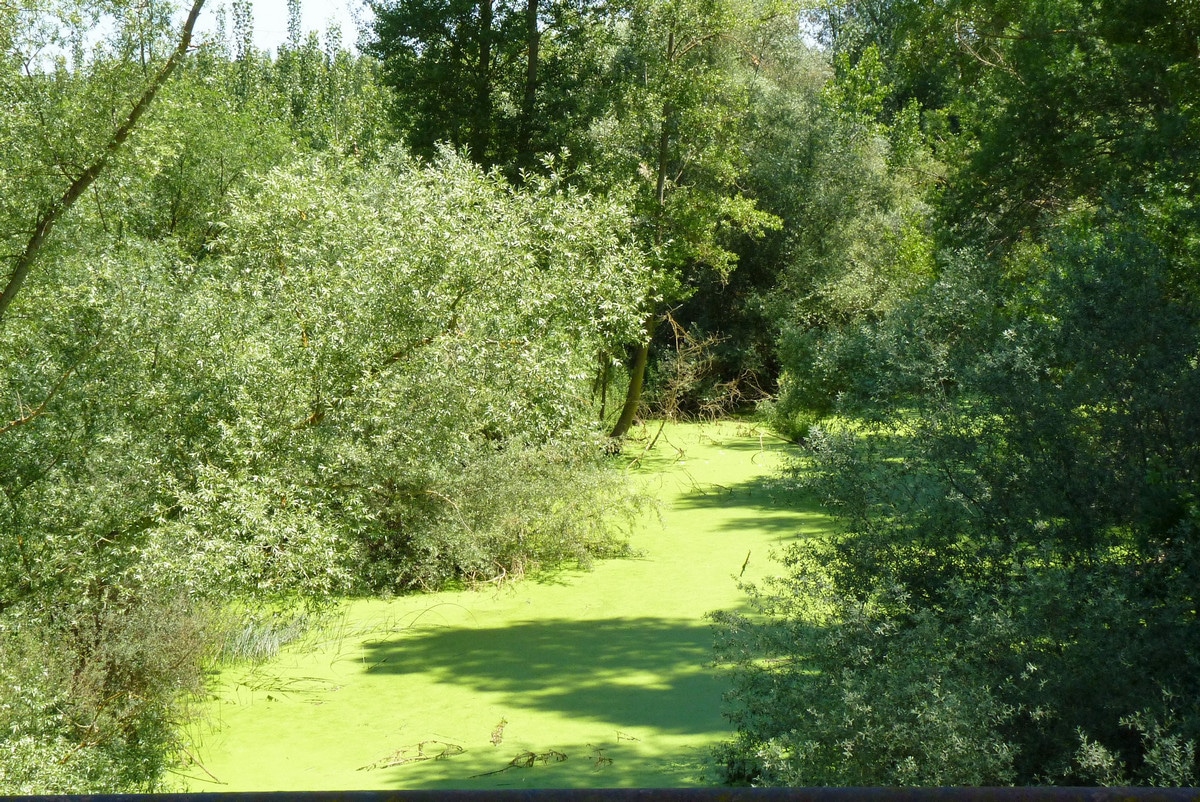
[10,788,1200,802]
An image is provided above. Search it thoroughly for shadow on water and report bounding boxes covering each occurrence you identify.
[367,737,719,790]
[363,734,721,791]
[355,616,742,789]
[667,471,839,539]
[353,614,830,790]
[360,616,726,735]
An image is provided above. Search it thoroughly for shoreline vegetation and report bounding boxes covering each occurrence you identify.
[4,0,1198,790]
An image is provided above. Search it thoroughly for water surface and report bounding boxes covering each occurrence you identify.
[180,421,833,790]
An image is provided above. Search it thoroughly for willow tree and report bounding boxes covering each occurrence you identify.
[0,0,206,326]
[0,2,213,790]
[596,0,787,437]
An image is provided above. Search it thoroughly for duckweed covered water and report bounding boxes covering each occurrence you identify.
[179,421,835,790]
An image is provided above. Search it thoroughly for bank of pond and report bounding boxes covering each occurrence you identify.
[177,421,835,790]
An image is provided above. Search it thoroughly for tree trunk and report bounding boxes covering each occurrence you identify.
[609,313,657,438]
[609,29,675,439]
[516,0,540,168]
[473,0,494,162]
[595,350,612,422]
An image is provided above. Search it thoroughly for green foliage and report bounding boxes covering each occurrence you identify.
[371,0,796,437]
[367,0,615,172]
[750,44,936,427]
[936,0,1200,247]
[1,5,648,787]
[241,150,646,589]
[0,592,211,792]
[68,148,651,600]
[599,0,794,434]
[267,28,392,156]
[713,566,1019,786]
[716,4,1200,779]
[810,0,1200,250]
[359,437,641,590]
[715,195,1200,785]
[593,0,787,273]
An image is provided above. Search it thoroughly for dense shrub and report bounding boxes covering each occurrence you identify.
[0,592,211,792]
[362,436,641,590]
[714,203,1200,786]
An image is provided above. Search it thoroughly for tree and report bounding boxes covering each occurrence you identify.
[367,0,622,173]
[718,201,1200,785]
[938,0,1200,249]
[0,0,206,325]
[368,0,514,165]
[168,150,651,592]
[594,0,786,436]
[272,24,392,155]
[808,0,1200,250]
[367,0,788,436]
[716,0,1200,785]
[0,3,220,790]
[760,45,936,433]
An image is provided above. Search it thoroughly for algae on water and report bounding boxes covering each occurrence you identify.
[179,422,832,791]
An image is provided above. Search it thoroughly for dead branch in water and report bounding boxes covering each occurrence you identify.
[357,740,464,771]
[471,748,567,777]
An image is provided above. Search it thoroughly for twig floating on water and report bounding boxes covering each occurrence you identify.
[471,749,567,778]
[357,740,464,771]
[490,717,507,746]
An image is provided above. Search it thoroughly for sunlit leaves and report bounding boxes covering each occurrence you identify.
[98,148,652,595]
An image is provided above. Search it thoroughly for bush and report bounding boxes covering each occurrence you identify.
[0,592,211,793]
[361,435,642,591]
[715,201,1200,786]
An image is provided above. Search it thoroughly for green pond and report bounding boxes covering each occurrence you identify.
[178,420,834,791]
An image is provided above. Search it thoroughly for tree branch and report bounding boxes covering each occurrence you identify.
[0,0,207,326]
[0,340,102,436]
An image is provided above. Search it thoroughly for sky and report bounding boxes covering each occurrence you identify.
[193,0,376,54]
